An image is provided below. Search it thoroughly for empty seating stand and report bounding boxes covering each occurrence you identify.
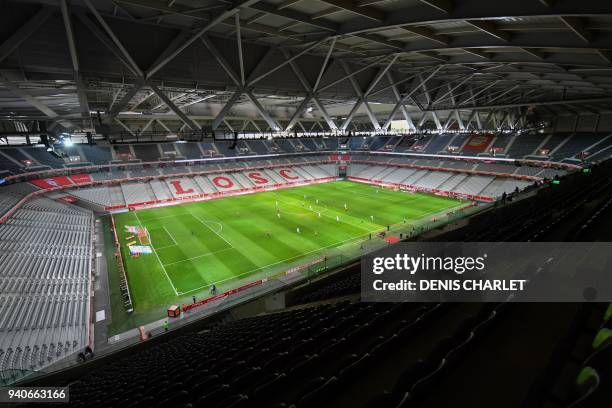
[245,140,268,154]
[488,133,514,154]
[552,133,606,160]
[323,138,339,150]
[132,145,161,162]
[300,139,317,151]
[80,145,113,165]
[506,134,545,158]
[2,148,33,168]
[214,141,237,157]
[349,137,367,150]
[175,143,202,160]
[0,198,92,380]
[275,139,296,153]
[423,135,452,154]
[22,147,66,168]
[0,183,38,216]
[394,136,417,152]
[57,301,433,408]
[368,136,390,151]
[0,151,26,175]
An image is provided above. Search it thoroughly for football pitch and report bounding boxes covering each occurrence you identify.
[110,181,466,329]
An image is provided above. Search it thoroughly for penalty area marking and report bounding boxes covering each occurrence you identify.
[172,202,466,296]
[163,226,178,245]
[162,247,235,267]
[179,230,380,295]
[147,227,177,250]
[133,211,179,296]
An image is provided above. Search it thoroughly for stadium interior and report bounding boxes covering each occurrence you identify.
[0,0,612,407]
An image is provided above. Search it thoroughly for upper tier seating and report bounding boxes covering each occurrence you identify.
[394,136,417,152]
[0,152,23,175]
[587,145,612,162]
[300,139,317,151]
[448,134,470,151]
[537,133,566,156]
[132,144,161,162]
[246,140,269,155]
[349,137,367,150]
[80,145,112,165]
[214,141,237,157]
[552,133,607,160]
[0,133,608,178]
[24,147,66,168]
[311,138,326,149]
[381,136,401,151]
[506,134,545,157]
[369,136,390,151]
[489,133,514,153]
[423,135,453,154]
[112,145,132,160]
[323,138,338,150]
[200,142,218,156]
[175,143,202,160]
[2,148,33,166]
[235,140,253,155]
[275,139,296,153]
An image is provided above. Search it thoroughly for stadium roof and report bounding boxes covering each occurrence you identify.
[0,0,611,134]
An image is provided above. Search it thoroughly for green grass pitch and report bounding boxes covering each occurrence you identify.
[109,181,465,332]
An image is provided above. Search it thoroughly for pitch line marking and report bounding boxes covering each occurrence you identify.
[177,193,463,294]
[138,212,192,221]
[180,230,381,295]
[272,194,376,234]
[133,211,178,296]
[189,213,233,248]
[163,247,235,267]
[154,244,177,250]
[163,226,178,246]
[201,219,223,234]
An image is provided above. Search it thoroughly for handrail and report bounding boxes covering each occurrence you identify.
[0,160,334,224]
[0,150,577,224]
[0,147,581,184]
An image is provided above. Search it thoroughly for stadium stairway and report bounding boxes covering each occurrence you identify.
[35,301,473,408]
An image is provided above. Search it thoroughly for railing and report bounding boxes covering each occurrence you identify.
[0,146,580,225]
[0,160,334,224]
[348,176,496,202]
[0,150,334,184]
[0,145,582,185]
[350,159,543,183]
[110,214,133,313]
[10,193,484,387]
